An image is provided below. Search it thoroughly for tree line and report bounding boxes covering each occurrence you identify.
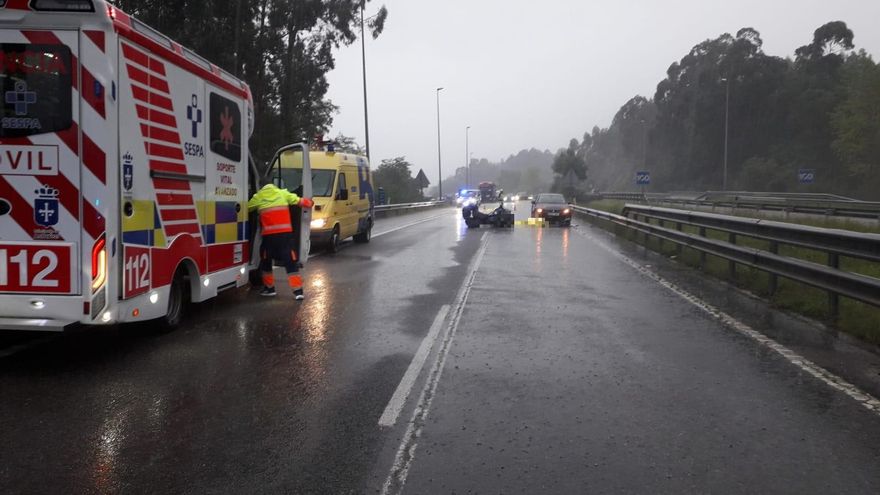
[111,0,387,165]
[555,21,880,200]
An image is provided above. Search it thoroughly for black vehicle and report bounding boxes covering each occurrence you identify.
[531,193,572,226]
[463,189,514,228]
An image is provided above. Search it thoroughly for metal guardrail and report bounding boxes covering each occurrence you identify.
[699,191,858,202]
[374,201,445,213]
[596,192,880,220]
[570,204,880,318]
[623,205,880,263]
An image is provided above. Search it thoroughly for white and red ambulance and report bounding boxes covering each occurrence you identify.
[0,0,311,330]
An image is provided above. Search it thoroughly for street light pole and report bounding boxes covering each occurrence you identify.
[722,77,730,191]
[360,2,371,161]
[466,126,470,190]
[436,87,444,199]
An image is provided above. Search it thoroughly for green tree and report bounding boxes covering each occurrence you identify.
[551,139,588,199]
[110,0,387,163]
[571,21,880,199]
[333,134,366,155]
[831,51,880,197]
[374,157,423,203]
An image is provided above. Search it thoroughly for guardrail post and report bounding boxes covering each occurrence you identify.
[768,242,779,297]
[828,253,840,322]
[675,223,683,256]
[658,220,665,250]
[728,233,737,280]
[699,227,707,269]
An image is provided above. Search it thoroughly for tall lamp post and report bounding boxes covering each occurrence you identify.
[436,87,444,199]
[360,2,371,161]
[721,77,730,191]
[465,126,471,190]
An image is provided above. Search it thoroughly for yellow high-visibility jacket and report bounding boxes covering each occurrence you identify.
[247,184,303,235]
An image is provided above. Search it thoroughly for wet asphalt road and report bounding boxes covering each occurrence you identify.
[2,203,880,494]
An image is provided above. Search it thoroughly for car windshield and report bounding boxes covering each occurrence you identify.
[278,168,336,197]
[537,194,566,204]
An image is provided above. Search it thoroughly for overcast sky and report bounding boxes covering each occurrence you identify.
[325,0,880,186]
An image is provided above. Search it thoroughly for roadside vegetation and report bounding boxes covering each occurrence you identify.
[583,200,880,344]
[111,0,388,165]
[557,21,880,201]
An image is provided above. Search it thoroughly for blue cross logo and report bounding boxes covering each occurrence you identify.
[5,81,37,116]
[186,94,202,138]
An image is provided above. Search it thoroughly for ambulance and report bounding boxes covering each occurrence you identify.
[273,145,373,253]
[0,0,311,330]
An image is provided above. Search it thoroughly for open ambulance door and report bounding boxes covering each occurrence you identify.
[250,143,312,269]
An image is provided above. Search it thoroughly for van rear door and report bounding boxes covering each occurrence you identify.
[0,30,80,296]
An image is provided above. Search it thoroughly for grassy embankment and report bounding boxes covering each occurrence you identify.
[581,200,880,344]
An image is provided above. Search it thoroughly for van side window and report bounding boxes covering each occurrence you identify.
[337,173,347,195]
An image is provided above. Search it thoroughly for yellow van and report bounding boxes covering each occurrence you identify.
[274,149,375,252]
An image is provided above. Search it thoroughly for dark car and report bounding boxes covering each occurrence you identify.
[531,193,572,226]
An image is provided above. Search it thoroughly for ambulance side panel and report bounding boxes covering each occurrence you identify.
[117,38,207,315]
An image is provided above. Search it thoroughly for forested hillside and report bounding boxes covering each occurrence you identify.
[570,22,880,199]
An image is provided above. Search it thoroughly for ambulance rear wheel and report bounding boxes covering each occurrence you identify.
[327,226,341,254]
[160,272,186,330]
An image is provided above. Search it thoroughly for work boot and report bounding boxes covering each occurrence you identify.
[294,288,305,301]
[260,286,277,297]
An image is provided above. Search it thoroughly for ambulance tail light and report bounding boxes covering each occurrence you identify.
[29,0,95,12]
[91,236,107,292]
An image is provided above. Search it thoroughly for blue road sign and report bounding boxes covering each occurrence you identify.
[798,169,815,184]
[635,171,651,185]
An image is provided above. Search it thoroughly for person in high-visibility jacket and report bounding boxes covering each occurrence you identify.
[248,184,314,300]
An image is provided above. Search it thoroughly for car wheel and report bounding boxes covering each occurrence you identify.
[354,221,372,243]
[159,271,186,330]
[327,226,341,253]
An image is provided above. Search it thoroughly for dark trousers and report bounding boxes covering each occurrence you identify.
[259,233,302,291]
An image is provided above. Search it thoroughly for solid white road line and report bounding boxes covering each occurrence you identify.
[380,232,490,495]
[574,227,880,416]
[378,304,452,427]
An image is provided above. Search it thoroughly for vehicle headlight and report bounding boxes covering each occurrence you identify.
[563,208,570,215]
[310,218,327,229]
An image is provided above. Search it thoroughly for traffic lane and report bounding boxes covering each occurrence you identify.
[0,209,479,493]
[401,226,880,494]
[0,207,454,353]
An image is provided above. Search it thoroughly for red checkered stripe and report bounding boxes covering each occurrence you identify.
[121,42,203,241]
[0,30,107,250]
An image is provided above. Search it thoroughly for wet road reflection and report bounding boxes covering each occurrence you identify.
[3,206,879,494]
